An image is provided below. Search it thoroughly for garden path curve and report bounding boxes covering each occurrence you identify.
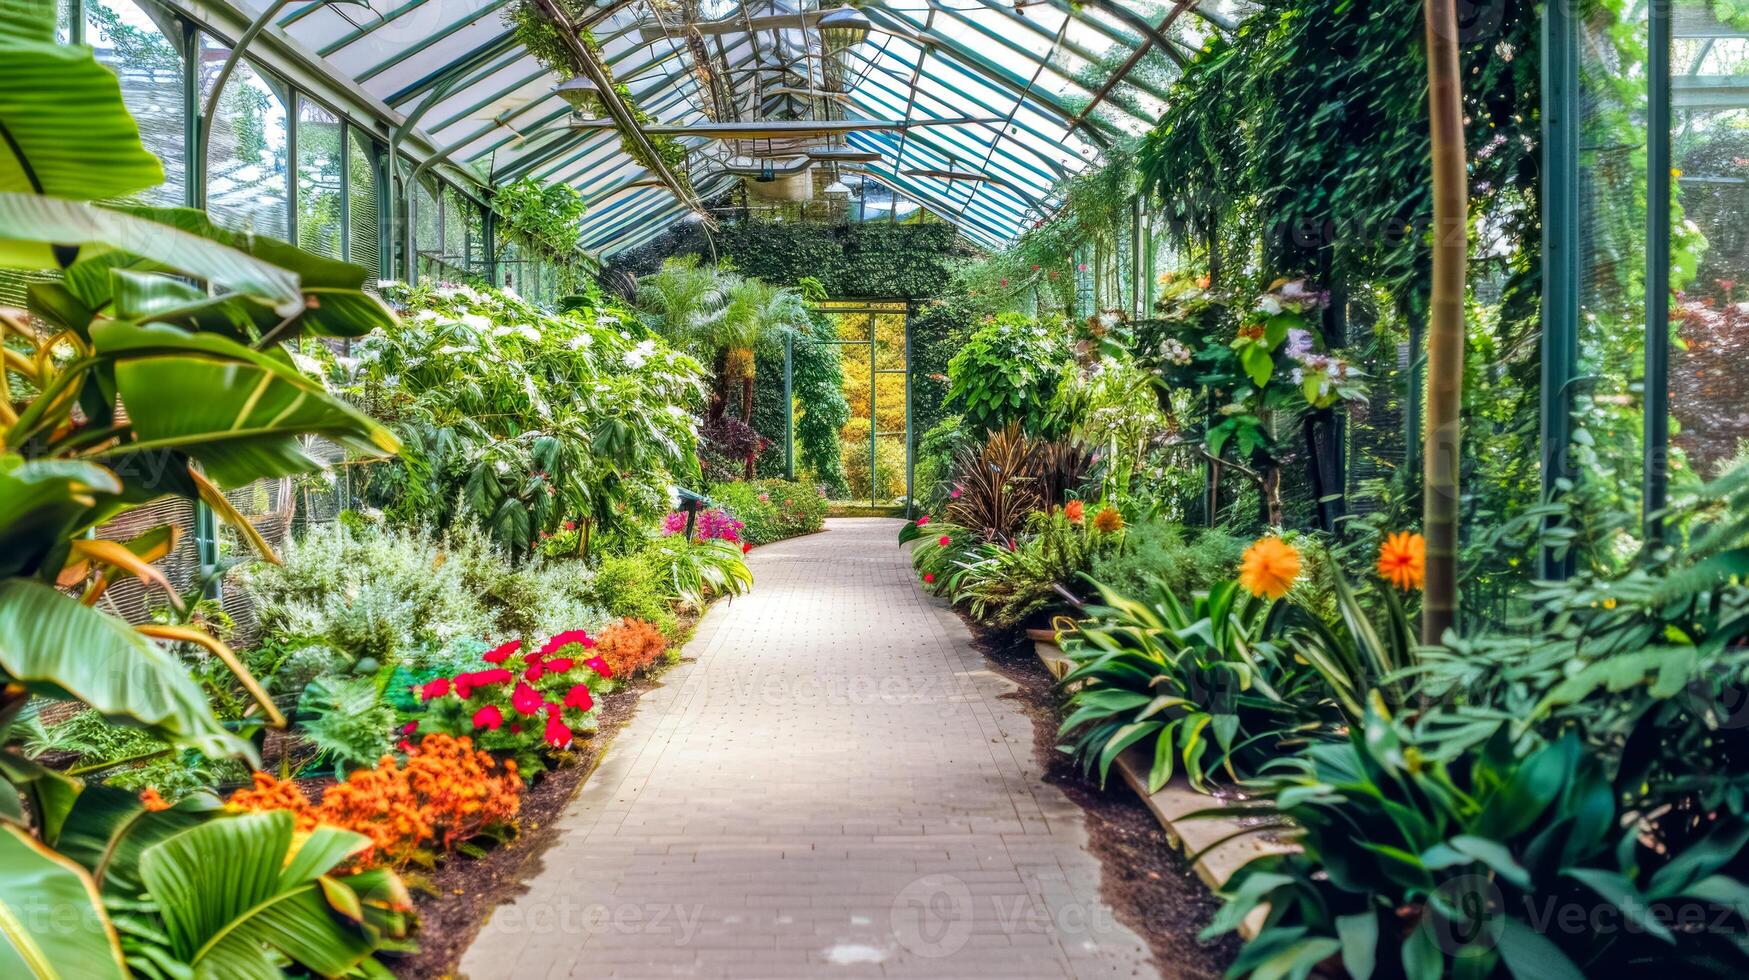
[458,518,1157,979]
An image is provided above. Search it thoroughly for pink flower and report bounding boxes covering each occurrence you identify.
[483,640,520,664]
[923,573,935,584]
[564,520,577,530]
[472,705,503,730]
[757,493,770,502]
[564,684,594,711]
[544,657,574,673]
[401,720,418,737]
[938,535,950,547]
[511,682,544,715]
[544,714,573,749]
[949,488,961,500]
[418,677,450,701]
[585,656,613,679]
[524,662,544,683]
[916,514,930,527]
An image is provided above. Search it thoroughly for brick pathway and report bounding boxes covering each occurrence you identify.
[458,519,1156,979]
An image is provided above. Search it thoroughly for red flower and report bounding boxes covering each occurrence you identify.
[397,739,414,753]
[401,720,418,737]
[544,657,574,673]
[564,520,577,531]
[418,677,450,701]
[472,705,503,730]
[524,662,545,683]
[511,682,544,715]
[483,640,520,664]
[471,668,513,686]
[916,514,930,527]
[923,573,935,584]
[938,535,950,547]
[585,656,613,679]
[742,542,752,554]
[564,684,594,711]
[510,722,521,734]
[544,714,573,749]
[540,629,595,655]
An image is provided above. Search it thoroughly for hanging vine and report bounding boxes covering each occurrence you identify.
[506,0,693,195]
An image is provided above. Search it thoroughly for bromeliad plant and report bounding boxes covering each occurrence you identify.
[1055,579,1328,792]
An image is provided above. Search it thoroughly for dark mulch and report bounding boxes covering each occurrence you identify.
[389,613,699,980]
[972,623,1241,980]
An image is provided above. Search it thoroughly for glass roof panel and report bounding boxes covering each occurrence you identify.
[236,0,1235,255]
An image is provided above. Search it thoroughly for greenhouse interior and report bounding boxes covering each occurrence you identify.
[4,0,1749,975]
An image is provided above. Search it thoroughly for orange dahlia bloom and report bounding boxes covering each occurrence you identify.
[1377,531,1426,591]
[1063,499,1085,524]
[1238,536,1300,599]
[1091,506,1124,533]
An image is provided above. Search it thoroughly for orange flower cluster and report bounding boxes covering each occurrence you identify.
[595,617,668,679]
[228,734,521,868]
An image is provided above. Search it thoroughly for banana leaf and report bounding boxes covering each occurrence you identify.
[0,579,254,762]
[0,824,128,980]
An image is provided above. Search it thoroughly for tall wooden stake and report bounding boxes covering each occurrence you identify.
[1422,0,1467,645]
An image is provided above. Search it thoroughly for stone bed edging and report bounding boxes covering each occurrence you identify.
[1029,633,1292,940]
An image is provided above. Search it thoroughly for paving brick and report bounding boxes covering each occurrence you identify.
[458,519,1155,980]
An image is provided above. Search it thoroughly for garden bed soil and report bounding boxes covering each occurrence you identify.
[972,624,1241,979]
[391,610,699,979]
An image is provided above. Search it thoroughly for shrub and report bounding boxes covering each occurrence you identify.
[586,548,681,638]
[709,479,828,544]
[228,733,522,869]
[945,313,1070,436]
[1085,519,1248,601]
[595,618,669,678]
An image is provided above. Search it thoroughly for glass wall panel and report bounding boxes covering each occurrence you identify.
[87,0,185,206]
[1573,0,1648,548]
[295,99,343,259]
[1670,16,1749,482]
[202,34,289,237]
[348,128,380,284]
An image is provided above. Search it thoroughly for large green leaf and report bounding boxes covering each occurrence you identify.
[139,811,386,979]
[0,196,298,309]
[89,320,399,486]
[0,455,120,578]
[0,579,253,762]
[76,210,398,338]
[0,4,163,200]
[0,824,128,979]
[54,785,220,899]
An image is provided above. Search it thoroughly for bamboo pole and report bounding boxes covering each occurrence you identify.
[1421,0,1467,645]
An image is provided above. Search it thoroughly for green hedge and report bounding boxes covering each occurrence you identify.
[709,479,829,544]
